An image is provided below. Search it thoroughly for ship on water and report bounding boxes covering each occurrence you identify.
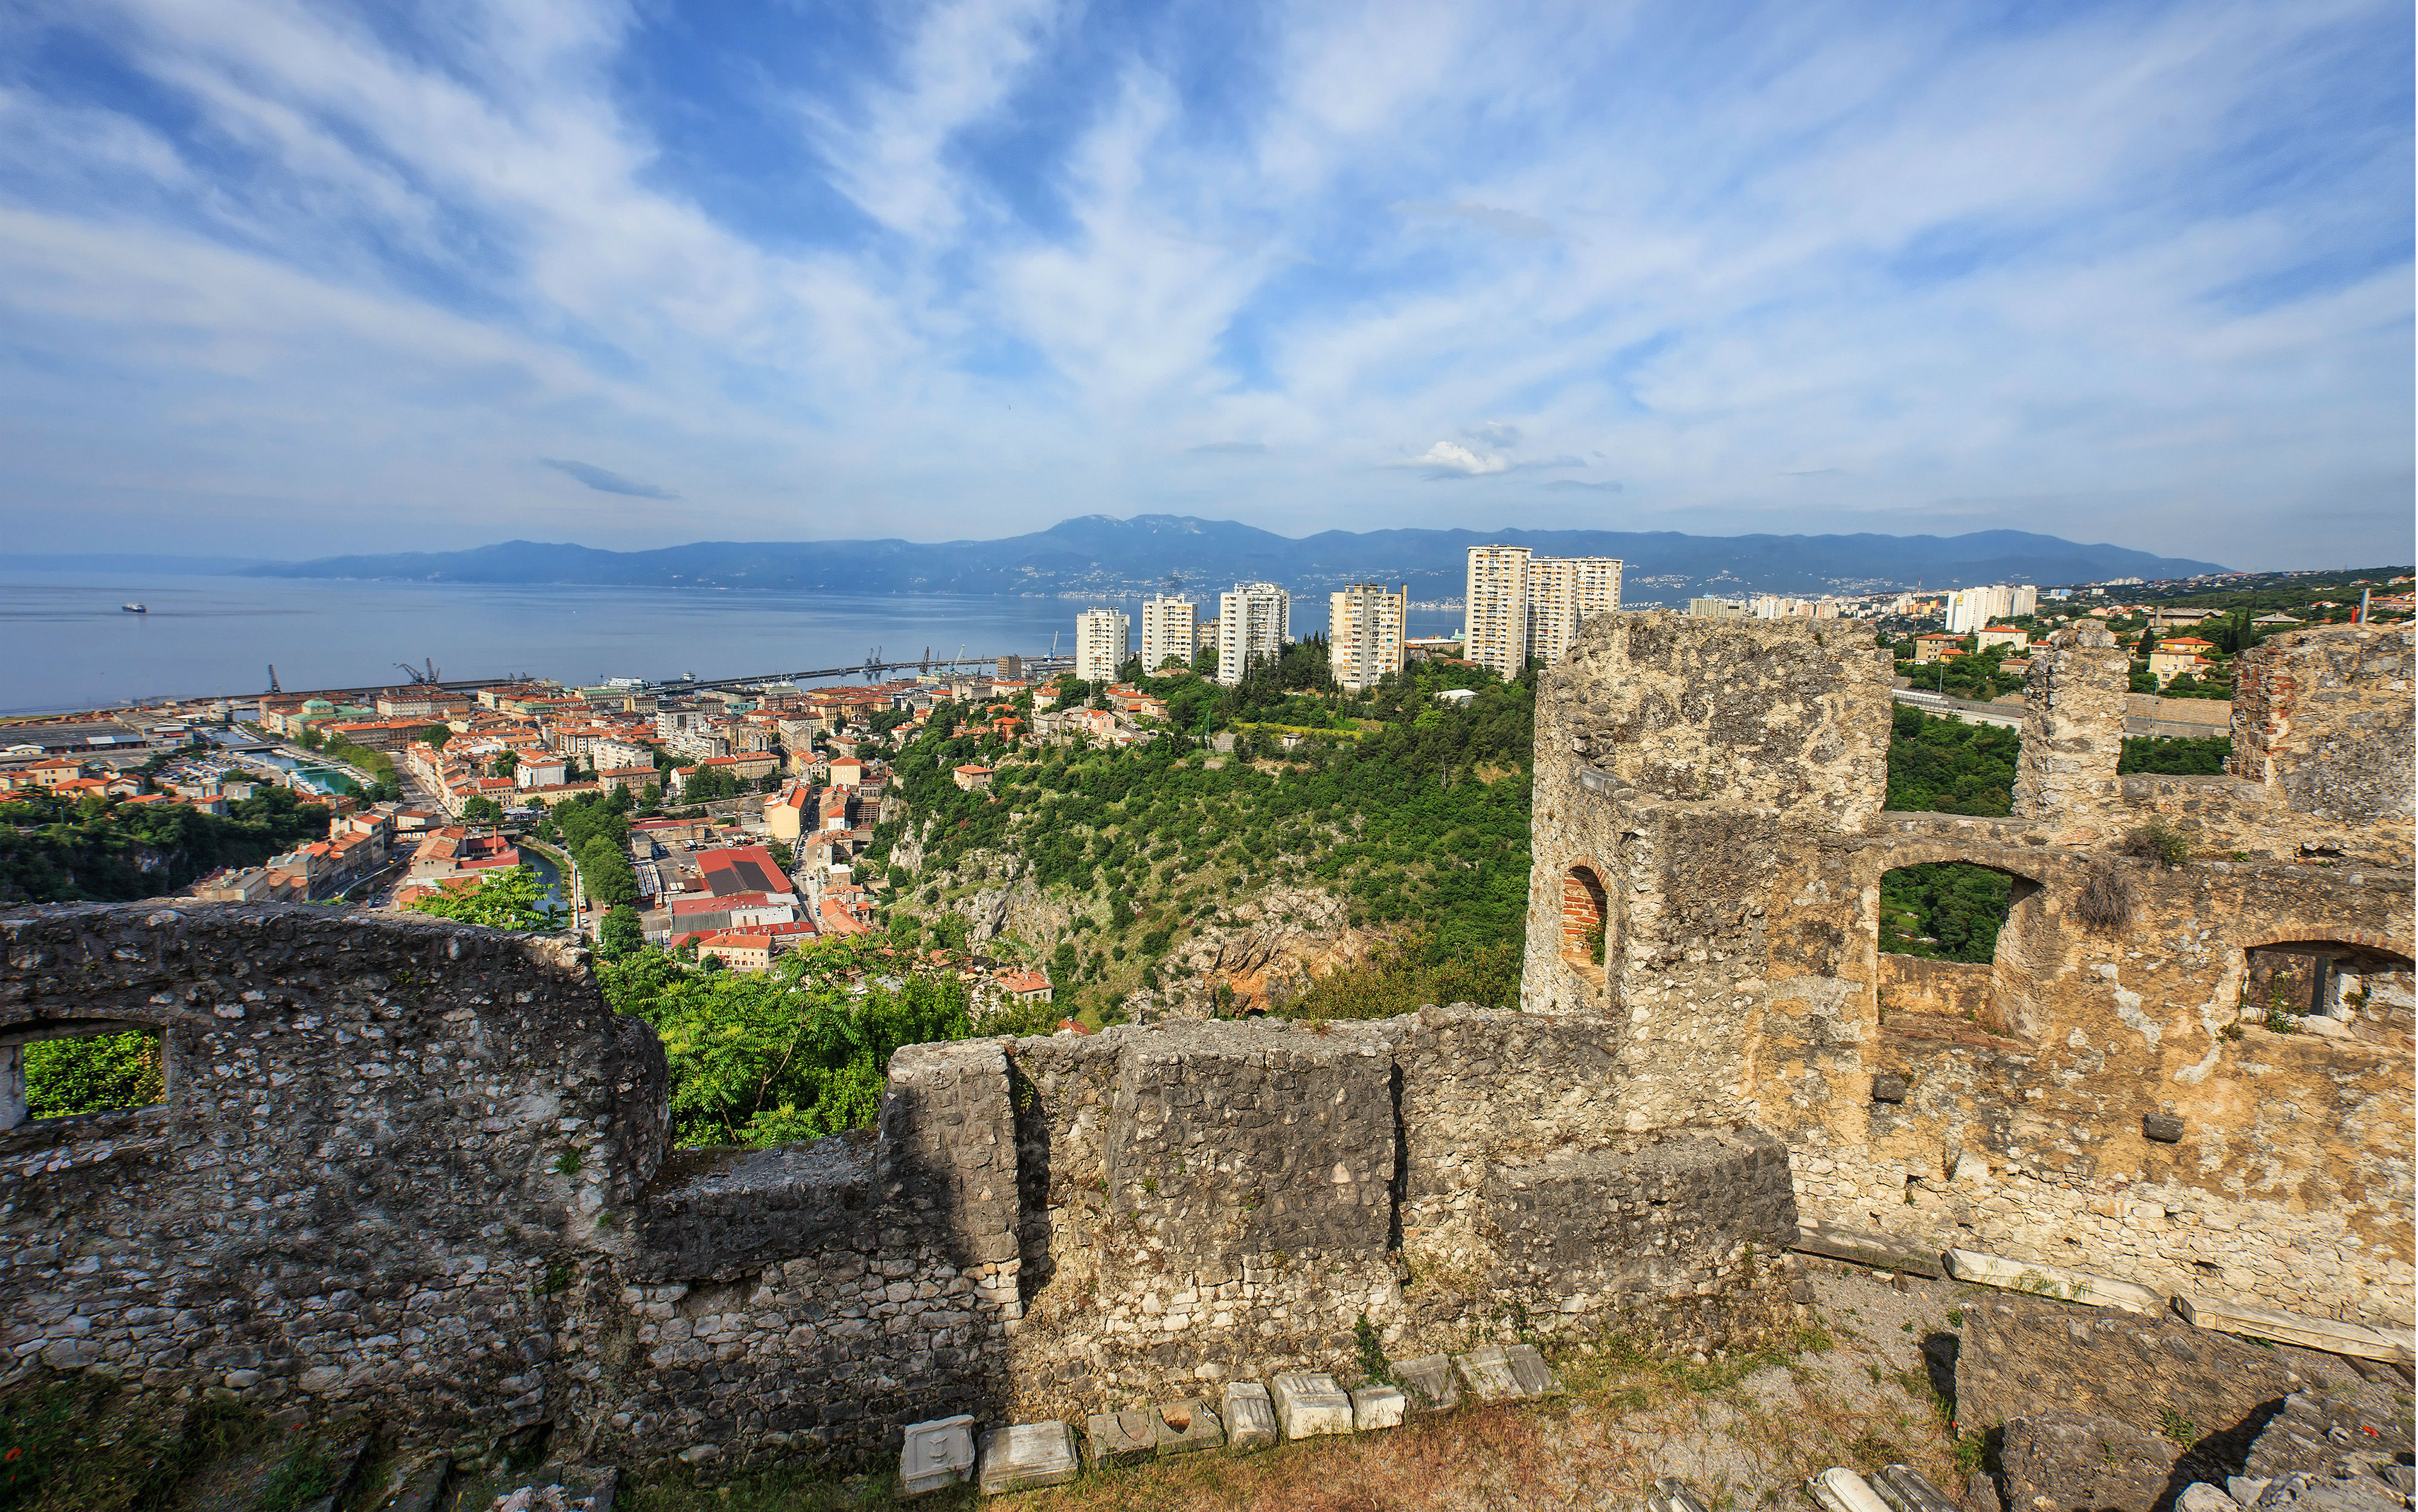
[121,603,147,613]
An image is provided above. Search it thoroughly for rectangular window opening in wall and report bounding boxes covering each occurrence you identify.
[1560,865,1609,980]
[2,1022,168,1130]
[1876,862,2039,1035]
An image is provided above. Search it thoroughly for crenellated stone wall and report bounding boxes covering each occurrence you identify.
[1525,617,2416,1328]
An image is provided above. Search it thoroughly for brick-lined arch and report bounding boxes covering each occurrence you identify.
[1560,861,1609,976]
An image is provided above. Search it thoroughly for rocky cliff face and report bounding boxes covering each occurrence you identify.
[1153,885,1381,1016]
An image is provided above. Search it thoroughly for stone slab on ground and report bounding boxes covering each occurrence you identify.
[1392,1353,1461,1412]
[1271,1373,1355,1440]
[1647,1476,1712,1512]
[977,1422,1079,1496]
[1943,1248,2164,1317]
[1221,1382,1278,1453]
[2000,1411,2187,1512]
[1152,1399,1225,1455]
[1956,1293,2303,1470]
[388,1455,453,1512]
[1455,1344,1533,1403]
[900,1414,975,1496]
[2175,1295,2418,1366]
[1352,1385,1408,1432]
[1807,1467,1893,1512]
[1794,1219,1946,1278]
[1083,1409,1159,1467]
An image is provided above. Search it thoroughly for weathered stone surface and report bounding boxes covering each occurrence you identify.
[1871,1462,1961,1512]
[976,1421,1078,1496]
[1957,1296,2300,1467]
[2179,1485,2243,1512]
[1454,1344,1557,1403]
[1527,610,2414,1335]
[1943,1249,2164,1317]
[1220,1382,1277,1453]
[2000,1411,2182,1512]
[1390,1354,1460,1412]
[1152,1400,1223,1455]
[2173,1296,2416,1366]
[1350,1385,1406,1432]
[1082,1410,1157,1467]
[2248,1473,2401,1512]
[900,1415,974,1496]
[1270,1373,1353,1439]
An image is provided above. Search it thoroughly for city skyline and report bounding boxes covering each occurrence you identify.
[0,1,2407,568]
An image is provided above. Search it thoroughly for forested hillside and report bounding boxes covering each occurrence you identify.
[874,651,1536,1021]
[0,786,329,905]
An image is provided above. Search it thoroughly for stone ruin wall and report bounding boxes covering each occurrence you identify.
[0,904,1803,1477]
[1526,615,2416,1328]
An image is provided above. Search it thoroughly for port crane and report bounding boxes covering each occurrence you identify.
[394,658,443,685]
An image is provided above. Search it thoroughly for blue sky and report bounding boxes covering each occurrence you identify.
[0,0,2408,566]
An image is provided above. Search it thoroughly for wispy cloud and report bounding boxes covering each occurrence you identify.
[542,458,681,500]
[1395,441,1508,478]
[0,0,2404,566]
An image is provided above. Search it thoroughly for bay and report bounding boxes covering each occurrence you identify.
[0,572,1464,715]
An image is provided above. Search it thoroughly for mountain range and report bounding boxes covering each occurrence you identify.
[13,517,2231,603]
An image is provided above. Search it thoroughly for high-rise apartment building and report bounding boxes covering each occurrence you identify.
[1525,556,1624,667]
[1140,596,1197,673]
[1329,583,1408,693]
[1214,583,1291,686]
[1462,546,1623,676]
[1074,607,1130,683]
[1945,585,2038,634]
[1463,546,1532,678]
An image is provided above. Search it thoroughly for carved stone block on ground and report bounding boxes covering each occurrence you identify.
[1082,1410,1158,1467]
[977,1422,1079,1496]
[1391,1354,1460,1412]
[1152,1400,1223,1455]
[1221,1382,1277,1453]
[1271,1373,1354,1439]
[1455,1343,1559,1403]
[900,1415,975,1496]
[1350,1385,1407,1431]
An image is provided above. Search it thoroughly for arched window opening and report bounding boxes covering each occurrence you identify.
[2244,942,2414,1043]
[2,1020,168,1131]
[1561,866,1608,972]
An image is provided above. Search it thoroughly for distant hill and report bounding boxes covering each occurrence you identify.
[241,516,2230,602]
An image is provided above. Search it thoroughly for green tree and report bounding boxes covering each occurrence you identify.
[491,751,518,780]
[461,796,502,823]
[600,903,645,958]
[24,1030,164,1118]
[405,864,563,930]
[415,725,452,746]
[597,938,972,1146]
[579,834,638,906]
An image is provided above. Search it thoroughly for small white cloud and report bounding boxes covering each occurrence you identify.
[1394,441,1509,477]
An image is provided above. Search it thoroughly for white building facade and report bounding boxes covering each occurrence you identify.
[1140,596,1197,673]
[1461,546,1623,676]
[1945,584,2039,634]
[1214,583,1291,686]
[1329,582,1408,693]
[1074,607,1130,683]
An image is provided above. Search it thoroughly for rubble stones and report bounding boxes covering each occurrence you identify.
[977,1421,1079,1496]
[1270,1373,1354,1439]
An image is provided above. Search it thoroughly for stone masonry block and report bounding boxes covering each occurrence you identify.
[1271,1373,1354,1440]
[1390,1354,1460,1412]
[1152,1399,1223,1455]
[1350,1385,1407,1432]
[1082,1410,1156,1467]
[899,1414,973,1496]
[978,1421,1079,1496]
[1220,1382,1277,1454]
[1455,1344,1558,1403]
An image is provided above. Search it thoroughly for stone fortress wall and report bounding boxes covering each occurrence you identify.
[1522,615,2416,1329]
[2,615,2405,1475]
[1,909,1799,1474]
